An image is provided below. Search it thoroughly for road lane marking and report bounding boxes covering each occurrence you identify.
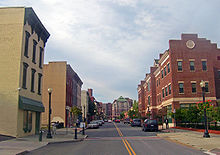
[124,139,136,155]
[122,139,132,155]
[114,123,136,155]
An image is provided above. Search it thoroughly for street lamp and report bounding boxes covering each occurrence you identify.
[200,80,210,138]
[47,88,53,138]
[173,109,176,127]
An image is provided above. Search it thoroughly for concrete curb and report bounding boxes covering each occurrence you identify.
[16,135,88,155]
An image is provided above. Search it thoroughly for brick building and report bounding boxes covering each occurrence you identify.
[42,61,83,127]
[112,96,133,119]
[138,34,220,126]
[102,103,112,119]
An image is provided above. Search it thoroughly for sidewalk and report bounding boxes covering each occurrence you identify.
[157,128,220,155]
[0,128,87,155]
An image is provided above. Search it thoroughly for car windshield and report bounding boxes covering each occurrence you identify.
[149,120,157,124]
[133,119,141,122]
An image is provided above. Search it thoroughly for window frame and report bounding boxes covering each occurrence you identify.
[177,61,183,71]
[31,68,36,92]
[190,61,195,71]
[32,40,37,64]
[191,82,197,93]
[22,62,29,89]
[167,63,170,73]
[179,83,184,94]
[168,84,171,94]
[24,31,30,58]
[202,61,207,71]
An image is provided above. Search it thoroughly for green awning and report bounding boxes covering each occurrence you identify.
[19,96,45,112]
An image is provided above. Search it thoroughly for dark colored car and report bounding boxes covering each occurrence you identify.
[131,119,141,127]
[142,119,158,132]
[115,119,120,123]
[124,118,131,124]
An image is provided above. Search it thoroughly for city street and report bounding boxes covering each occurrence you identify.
[27,122,205,155]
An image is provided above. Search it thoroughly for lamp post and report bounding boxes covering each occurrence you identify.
[200,80,210,138]
[173,109,176,127]
[47,88,53,139]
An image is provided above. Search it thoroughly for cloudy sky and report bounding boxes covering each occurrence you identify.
[1,0,220,103]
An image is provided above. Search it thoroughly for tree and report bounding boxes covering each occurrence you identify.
[88,97,96,116]
[128,101,141,119]
[120,111,125,119]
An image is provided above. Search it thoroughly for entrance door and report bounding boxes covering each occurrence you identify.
[35,112,40,134]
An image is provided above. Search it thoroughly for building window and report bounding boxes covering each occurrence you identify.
[32,40,37,63]
[24,31,30,58]
[191,82,196,93]
[190,61,195,71]
[168,84,171,94]
[202,61,207,71]
[205,82,209,92]
[38,73,42,95]
[179,83,184,93]
[218,70,220,78]
[22,62,29,89]
[147,82,150,91]
[148,96,150,105]
[177,61,182,71]
[31,69,36,92]
[162,89,165,98]
[161,70,164,78]
[167,63,170,73]
[39,47,43,68]
[23,111,32,133]
[165,87,168,96]
[164,67,167,76]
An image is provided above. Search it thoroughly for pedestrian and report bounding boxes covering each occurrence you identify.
[165,119,169,129]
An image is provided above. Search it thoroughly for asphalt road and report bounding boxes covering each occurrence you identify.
[27,122,205,155]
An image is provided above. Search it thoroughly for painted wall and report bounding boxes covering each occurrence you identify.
[0,7,24,137]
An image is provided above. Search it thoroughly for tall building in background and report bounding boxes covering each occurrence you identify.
[42,61,83,127]
[102,103,112,119]
[138,34,220,126]
[112,96,132,118]
[81,90,89,121]
[0,7,50,137]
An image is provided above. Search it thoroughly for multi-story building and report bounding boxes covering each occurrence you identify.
[42,61,83,127]
[112,96,132,118]
[0,7,50,137]
[138,34,220,126]
[102,103,112,119]
[81,90,89,121]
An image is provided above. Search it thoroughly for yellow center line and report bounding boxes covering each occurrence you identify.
[113,122,136,155]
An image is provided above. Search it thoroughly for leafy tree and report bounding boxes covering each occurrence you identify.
[88,98,96,116]
[71,106,82,117]
[120,111,125,119]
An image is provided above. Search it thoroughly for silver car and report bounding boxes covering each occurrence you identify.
[87,121,99,129]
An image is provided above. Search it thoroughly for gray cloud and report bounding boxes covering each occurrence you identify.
[1,0,220,102]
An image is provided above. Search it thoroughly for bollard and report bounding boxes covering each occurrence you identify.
[39,130,43,142]
[82,126,85,135]
[74,128,77,139]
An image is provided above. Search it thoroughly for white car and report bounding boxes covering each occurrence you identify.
[108,120,112,123]
[87,121,99,129]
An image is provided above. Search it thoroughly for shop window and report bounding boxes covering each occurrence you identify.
[23,111,32,133]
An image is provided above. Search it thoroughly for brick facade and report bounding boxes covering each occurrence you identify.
[138,34,220,125]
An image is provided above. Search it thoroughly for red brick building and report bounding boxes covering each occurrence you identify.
[138,34,220,126]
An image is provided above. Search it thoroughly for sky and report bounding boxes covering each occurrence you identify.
[1,0,220,103]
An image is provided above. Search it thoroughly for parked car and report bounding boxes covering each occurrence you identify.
[95,120,103,126]
[142,119,158,132]
[115,119,120,123]
[104,119,108,122]
[131,119,141,127]
[108,119,112,123]
[124,118,131,124]
[87,121,99,129]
